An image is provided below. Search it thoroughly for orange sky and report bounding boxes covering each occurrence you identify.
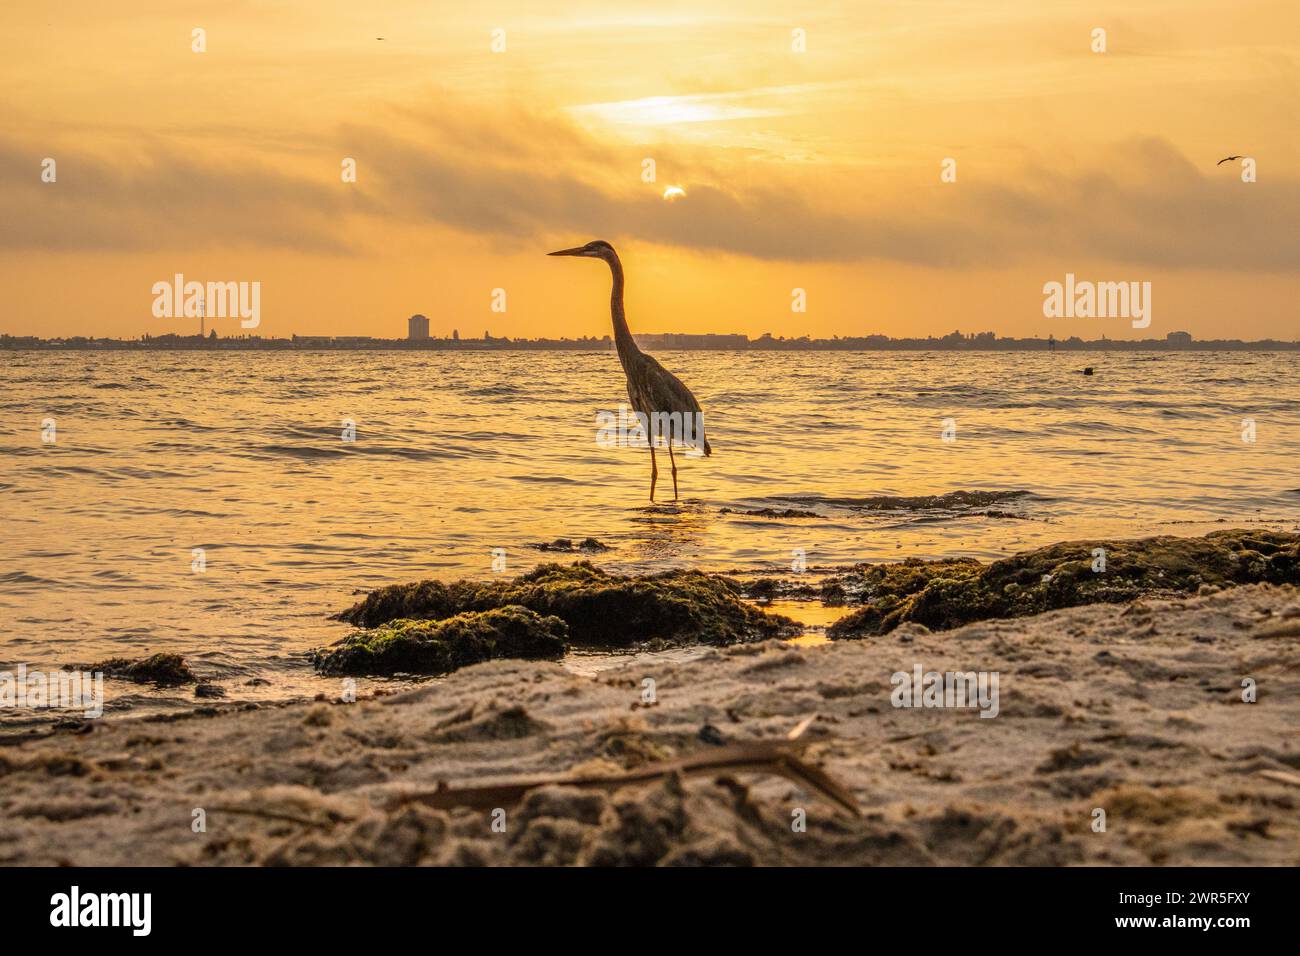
[2,1,1298,340]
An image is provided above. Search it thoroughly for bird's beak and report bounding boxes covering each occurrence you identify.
[547,246,587,257]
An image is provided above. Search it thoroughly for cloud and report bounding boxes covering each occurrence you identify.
[1,106,1294,274]
[362,116,1300,272]
[0,141,366,253]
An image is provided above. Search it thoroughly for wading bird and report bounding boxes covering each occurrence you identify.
[548,240,711,502]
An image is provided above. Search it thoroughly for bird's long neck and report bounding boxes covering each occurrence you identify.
[606,252,640,366]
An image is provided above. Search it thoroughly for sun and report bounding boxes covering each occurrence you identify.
[662,185,686,201]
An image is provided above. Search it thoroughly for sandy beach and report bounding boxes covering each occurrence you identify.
[3,576,1296,866]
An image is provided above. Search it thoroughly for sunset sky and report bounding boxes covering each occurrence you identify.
[2,1,1297,340]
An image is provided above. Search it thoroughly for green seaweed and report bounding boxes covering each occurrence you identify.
[312,605,567,676]
[84,653,196,686]
[827,529,1300,639]
[336,561,799,648]
[532,537,611,553]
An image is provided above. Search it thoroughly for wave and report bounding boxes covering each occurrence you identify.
[247,442,468,461]
[770,490,1036,512]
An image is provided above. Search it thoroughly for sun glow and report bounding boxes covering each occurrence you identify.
[569,92,781,128]
[662,185,686,201]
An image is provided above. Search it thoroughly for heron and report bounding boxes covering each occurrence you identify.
[548,240,711,502]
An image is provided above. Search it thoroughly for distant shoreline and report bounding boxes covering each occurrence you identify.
[5,335,1300,353]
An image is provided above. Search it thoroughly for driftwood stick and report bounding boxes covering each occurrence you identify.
[209,804,346,829]
[386,722,861,817]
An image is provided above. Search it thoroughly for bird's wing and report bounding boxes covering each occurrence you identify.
[636,353,705,415]
[631,353,713,455]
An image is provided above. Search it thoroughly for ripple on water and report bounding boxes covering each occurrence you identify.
[2,349,1298,721]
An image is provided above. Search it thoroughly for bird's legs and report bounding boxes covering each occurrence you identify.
[667,442,679,500]
[649,443,658,502]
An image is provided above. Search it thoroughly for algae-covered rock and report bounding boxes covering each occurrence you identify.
[82,653,196,686]
[336,562,799,648]
[719,507,820,518]
[531,538,611,553]
[820,558,983,638]
[312,605,567,676]
[828,529,1300,639]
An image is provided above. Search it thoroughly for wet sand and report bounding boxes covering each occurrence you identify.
[2,582,1297,866]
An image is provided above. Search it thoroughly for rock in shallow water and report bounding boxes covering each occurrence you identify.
[827,529,1300,639]
[334,561,800,649]
[77,653,196,686]
[311,605,567,676]
[530,537,611,553]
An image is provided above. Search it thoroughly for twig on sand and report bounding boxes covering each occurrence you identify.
[385,714,861,817]
[1251,620,1300,639]
[1258,769,1300,788]
[208,803,351,830]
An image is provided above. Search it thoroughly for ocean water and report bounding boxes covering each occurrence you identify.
[2,350,1297,720]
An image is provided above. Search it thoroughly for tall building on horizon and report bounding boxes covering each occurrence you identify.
[408,314,429,340]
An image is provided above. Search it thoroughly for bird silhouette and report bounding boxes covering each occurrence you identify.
[1217,155,1244,165]
[549,240,711,502]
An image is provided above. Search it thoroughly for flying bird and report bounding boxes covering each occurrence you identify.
[1217,155,1243,165]
[548,240,711,502]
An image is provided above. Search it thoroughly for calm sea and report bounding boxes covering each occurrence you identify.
[2,350,1297,719]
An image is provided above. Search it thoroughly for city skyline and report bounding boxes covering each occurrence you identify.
[7,324,1298,351]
